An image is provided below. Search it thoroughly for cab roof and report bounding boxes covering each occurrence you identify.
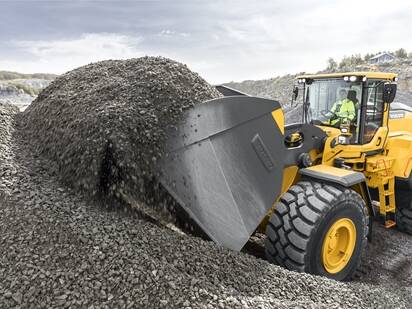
[296,71,397,80]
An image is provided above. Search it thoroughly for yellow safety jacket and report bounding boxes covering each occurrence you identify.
[330,99,355,125]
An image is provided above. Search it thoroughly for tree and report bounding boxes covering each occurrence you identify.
[326,58,338,71]
[408,52,412,59]
[364,53,374,62]
[338,54,364,69]
[395,48,407,59]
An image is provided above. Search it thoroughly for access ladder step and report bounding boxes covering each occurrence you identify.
[385,206,395,213]
[385,220,396,229]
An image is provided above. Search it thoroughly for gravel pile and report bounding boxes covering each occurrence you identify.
[0,102,18,147]
[0,102,19,197]
[21,57,221,203]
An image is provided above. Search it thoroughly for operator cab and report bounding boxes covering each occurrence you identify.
[293,72,398,144]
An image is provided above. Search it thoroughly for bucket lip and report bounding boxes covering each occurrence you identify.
[204,95,281,107]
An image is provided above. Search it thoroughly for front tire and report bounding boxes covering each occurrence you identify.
[265,180,369,281]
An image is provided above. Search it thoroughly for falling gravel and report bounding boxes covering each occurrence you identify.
[21,57,221,202]
[1,57,412,308]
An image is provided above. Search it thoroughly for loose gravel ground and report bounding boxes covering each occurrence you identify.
[0,57,412,308]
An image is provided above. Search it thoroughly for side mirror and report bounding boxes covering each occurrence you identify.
[293,86,299,101]
[383,83,397,103]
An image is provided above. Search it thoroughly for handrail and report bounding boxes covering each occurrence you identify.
[375,158,390,177]
[403,157,412,177]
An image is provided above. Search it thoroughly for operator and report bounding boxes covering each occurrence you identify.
[328,89,356,126]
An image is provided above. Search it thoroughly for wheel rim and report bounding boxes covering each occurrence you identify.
[322,218,356,274]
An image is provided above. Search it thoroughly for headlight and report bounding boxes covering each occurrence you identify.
[344,76,358,82]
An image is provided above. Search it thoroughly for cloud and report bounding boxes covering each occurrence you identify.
[1,0,412,83]
[158,30,190,38]
[0,33,143,74]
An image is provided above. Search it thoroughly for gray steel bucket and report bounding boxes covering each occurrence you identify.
[159,96,286,251]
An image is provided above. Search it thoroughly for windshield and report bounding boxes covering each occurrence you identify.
[304,79,362,129]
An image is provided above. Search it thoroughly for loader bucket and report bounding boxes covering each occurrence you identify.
[159,96,286,251]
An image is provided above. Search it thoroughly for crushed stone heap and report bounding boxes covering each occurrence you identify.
[0,102,18,151]
[0,102,19,197]
[21,57,221,201]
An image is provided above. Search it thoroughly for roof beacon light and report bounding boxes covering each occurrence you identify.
[349,76,358,82]
[343,76,349,81]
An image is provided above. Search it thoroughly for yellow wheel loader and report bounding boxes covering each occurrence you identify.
[159,72,412,281]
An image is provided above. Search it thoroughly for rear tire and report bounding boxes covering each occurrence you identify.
[265,180,369,281]
[395,189,412,234]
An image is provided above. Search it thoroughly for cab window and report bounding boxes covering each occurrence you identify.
[361,81,384,144]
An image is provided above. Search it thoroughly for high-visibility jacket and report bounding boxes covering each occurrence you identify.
[330,99,355,125]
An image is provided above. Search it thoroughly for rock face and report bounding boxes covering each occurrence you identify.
[20,78,52,89]
[0,84,34,110]
[21,57,221,203]
[224,75,297,106]
[0,84,26,96]
[0,79,53,111]
[394,67,412,103]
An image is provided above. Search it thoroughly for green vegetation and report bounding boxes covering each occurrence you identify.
[326,58,338,71]
[395,48,408,59]
[9,81,41,96]
[338,54,363,69]
[0,70,56,81]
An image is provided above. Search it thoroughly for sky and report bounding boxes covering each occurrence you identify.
[1,0,412,84]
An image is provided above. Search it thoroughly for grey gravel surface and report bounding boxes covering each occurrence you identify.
[360,225,412,297]
[0,57,411,308]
